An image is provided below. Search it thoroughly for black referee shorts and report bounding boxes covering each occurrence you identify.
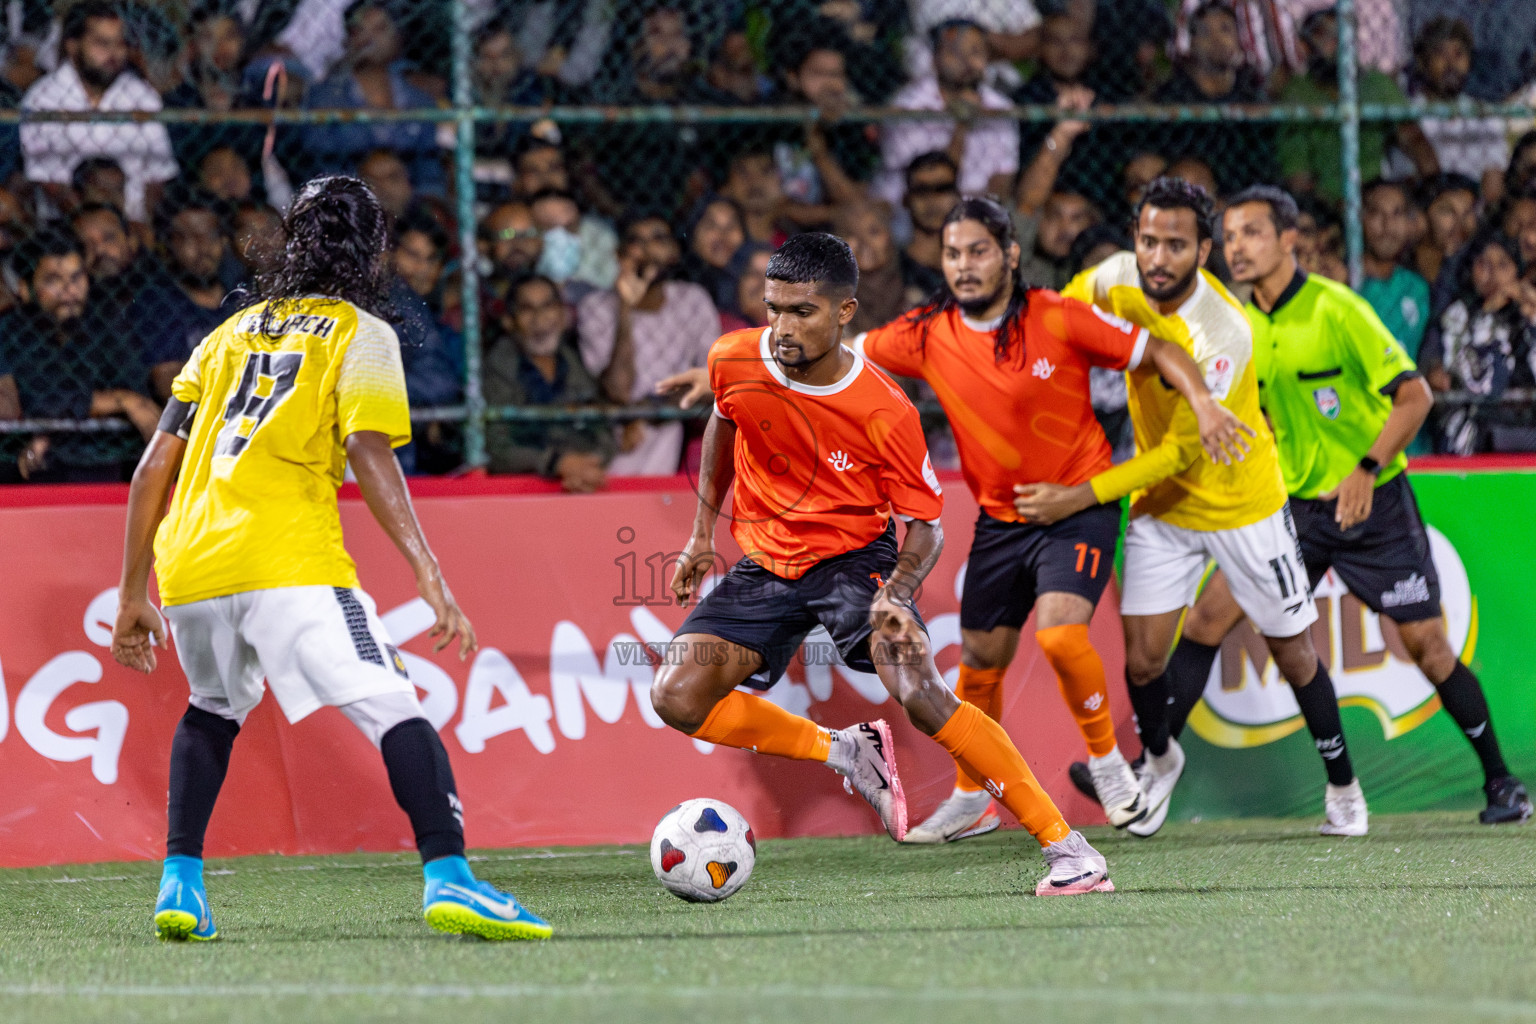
[1290,472,1442,623]
[959,503,1123,632]
[676,521,925,689]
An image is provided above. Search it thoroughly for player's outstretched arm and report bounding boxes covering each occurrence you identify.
[112,429,186,673]
[1142,336,1255,466]
[347,430,477,660]
[671,412,735,605]
[870,518,944,645]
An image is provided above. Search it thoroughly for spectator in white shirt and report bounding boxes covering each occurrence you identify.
[876,19,1019,205]
[20,2,178,224]
[1406,17,1508,203]
[577,215,718,476]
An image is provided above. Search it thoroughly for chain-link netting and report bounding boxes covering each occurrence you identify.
[1,0,1533,485]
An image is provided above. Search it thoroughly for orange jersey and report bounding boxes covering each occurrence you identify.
[710,327,944,580]
[856,292,1149,523]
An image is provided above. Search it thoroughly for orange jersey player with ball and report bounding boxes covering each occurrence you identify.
[649,232,1115,896]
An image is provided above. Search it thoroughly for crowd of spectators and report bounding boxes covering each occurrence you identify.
[2,0,1535,486]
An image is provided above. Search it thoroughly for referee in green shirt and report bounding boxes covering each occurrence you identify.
[1157,186,1529,825]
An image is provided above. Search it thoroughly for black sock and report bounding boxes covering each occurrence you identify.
[1166,638,1220,740]
[1127,668,1171,757]
[1435,662,1509,784]
[166,706,240,859]
[1291,661,1354,786]
[381,718,466,863]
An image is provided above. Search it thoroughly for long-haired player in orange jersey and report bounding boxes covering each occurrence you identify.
[650,232,1116,895]
[849,196,1252,842]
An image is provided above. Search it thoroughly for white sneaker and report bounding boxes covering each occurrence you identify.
[1035,830,1114,896]
[831,720,908,841]
[1088,747,1147,828]
[903,787,1001,844]
[1319,778,1369,837]
[1127,738,1186,838]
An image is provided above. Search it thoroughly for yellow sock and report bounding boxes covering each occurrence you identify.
[691,690,831,761]
[953,664,1006,792]
[933,701,1070,846]
[1037,624,1118,758]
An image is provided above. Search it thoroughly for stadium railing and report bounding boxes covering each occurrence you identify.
[1,0,1529,475]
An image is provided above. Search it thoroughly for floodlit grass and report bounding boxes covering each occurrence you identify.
[1,813,1533,1023]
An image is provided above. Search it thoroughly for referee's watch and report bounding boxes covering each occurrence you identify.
[1358,455,1382,477]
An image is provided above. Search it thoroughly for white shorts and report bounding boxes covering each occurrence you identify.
[164,585,416,725]
[1120,505,1318,638]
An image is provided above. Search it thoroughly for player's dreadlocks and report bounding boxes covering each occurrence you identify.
[246,175,394,337]
[905,196,1033,367]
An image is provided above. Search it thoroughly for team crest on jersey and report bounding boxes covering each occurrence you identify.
[1313,386,1341,419]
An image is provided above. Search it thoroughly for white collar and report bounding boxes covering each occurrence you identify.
[1173,270,1209,321]
[961,313,1005,332]
[758,327,863,396]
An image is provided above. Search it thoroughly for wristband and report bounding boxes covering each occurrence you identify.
[1358,455,1382,477]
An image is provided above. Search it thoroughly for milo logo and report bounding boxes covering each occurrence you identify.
[1190,526,1471,747]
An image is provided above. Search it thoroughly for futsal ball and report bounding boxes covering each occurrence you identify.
[650,798,756,902]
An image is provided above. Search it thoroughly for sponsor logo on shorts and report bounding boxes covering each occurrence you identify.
[1381,573,1431,609]
[1313,386,1341,419]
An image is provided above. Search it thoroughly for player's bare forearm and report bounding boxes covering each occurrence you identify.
[348,430,477,657]
[120,431,184,597]
[1371,376,1432,465]
[1013,481,1097,524]
[347,430,439,581]
[1144,336,1254,464]
[689,413,736,543]
[887,518,943,604]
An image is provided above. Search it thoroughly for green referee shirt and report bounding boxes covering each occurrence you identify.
[1246,267,1419,500]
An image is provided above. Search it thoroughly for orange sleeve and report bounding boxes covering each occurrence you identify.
[708,331,743,421]
[869,402,944,522]
[857,314,927,379]
[1060,295,1149,370]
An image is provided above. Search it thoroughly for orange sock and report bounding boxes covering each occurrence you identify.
[1037,624,1118,758]
[953,665,1006,792]
[933,701,1070,846]
[691,690,831,761]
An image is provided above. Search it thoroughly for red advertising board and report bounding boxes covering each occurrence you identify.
[0,477,1132,868]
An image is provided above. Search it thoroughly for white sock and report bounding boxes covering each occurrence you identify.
[826,728,855,775]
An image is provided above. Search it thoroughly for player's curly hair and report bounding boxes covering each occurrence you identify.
[905,195,1033,367]
[1137,177,1218,241]
[245,175,394,337]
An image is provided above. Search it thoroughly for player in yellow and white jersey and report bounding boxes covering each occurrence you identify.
[110,176,551,943]
[1014,179,1368,839]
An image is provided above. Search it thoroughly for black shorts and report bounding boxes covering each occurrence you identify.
[959,503,1122,632]
[1290,472,1441,623]
[676,521,925,689]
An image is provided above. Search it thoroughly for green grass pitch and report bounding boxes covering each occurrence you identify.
[1,812,1532,1024]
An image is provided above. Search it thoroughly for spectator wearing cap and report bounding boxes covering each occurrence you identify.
[21,1,179,223]
[132,189,235,400]
[1152,1,1276,197]
[577,214,717,476]
[1278,7,1439,204]
[302,0,446,197]
[875,19,1018,205]
[484,272,615,490]
[1392,17,1508,205]
[1360,178,1432,361]
[1407,0,1536,103]
[0,227,158,482]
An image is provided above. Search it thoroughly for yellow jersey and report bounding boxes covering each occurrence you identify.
[1062,252,1286,531]
[154,297,412,606]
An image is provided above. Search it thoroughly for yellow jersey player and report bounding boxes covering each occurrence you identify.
[1014,178,1369,838]
[110,176,551,942]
